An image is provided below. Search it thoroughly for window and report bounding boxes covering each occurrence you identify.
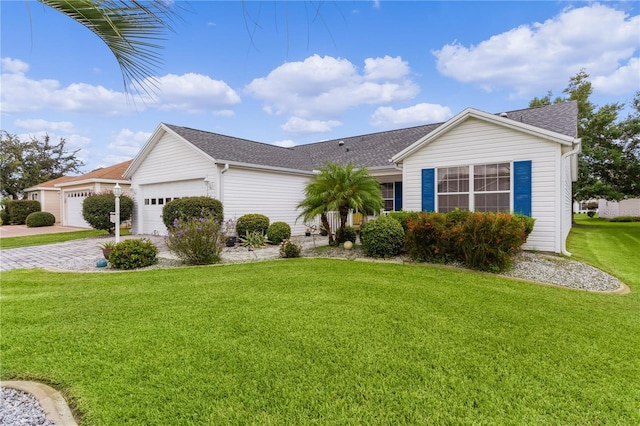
[474,163,510,212]
[437,166,469,213]
[381,183,394,211]
[30,193,38,200]
[436,162,510,213]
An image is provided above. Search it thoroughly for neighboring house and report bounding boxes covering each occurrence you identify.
[124,102,581,254]
[24,160,133,228]
[598,198,640,219]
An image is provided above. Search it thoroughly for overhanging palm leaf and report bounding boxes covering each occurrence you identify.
[38,0,178,96]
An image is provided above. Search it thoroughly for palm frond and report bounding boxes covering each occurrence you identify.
[38,0,179,96]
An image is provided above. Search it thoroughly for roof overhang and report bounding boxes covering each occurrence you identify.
[55,178,130,188]
[391,107,577,163]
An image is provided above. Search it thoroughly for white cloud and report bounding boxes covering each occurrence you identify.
[1,60,241,116]
[592,57,640,96]
[108,128,152,157]
[371,103,453,127]
[245,54,419,119]
[143,73,241,113]
[281,117,342,135]
[364,56,410,80]
[1,65,131,115]
[14,119,77,133]
[272,139,296,148]
[433,4,640,97]
[1,57,29,73]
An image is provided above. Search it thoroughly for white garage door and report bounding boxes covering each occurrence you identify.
[140,179,207,235]
[65,191,93,228]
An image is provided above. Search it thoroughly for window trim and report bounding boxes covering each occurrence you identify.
[436,162,513,213]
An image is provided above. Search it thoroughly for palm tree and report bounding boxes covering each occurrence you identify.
[297,162,384,246]
[38,0,179,95]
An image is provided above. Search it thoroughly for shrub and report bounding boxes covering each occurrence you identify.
[335,225,357,245]
[165,215,224,265]
[609,216,640,222]
[360,215,405,258]
[267,221,291,245]
[446,208,472,224]
[109,238,158,270]
[405,212,450,263]
[514,214,535,238]
[387,211,421,233]
[587,211,596,218]
[239,230,269,249]
[162,197,223,229]
[6,200,41,225]
[456,212,531,272]
[25,211,55,227]
[279,239,302,258]
[236,214,269,237]
[1,209,9,225]
[82,193,134,233]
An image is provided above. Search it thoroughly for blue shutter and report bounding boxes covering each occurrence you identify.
[421,169,435,212]
[513,160,532,216]
[394,181,403,211]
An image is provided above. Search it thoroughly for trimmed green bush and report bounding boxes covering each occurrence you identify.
[82,193,134,233]
[109,238,158,270]
[587,211,596,218]
[165,216,224,265]
[267,221,291,245]
[335,225,357,244]
[162,197,223,229]
[6,200,41,225]
[360,215,405,258]
[279,239,302,258]
[0,208,9,225]
[446,208,472,224]
[25,211,56,227]
[236,214,269,237]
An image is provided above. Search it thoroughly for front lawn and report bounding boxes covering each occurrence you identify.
[0,228,130,250]
[1,220,639,425]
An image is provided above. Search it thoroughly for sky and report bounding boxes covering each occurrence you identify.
[1,1,639,173]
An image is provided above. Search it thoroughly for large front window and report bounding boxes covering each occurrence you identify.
[437,162,511,213]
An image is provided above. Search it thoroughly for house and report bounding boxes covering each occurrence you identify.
[24,160,133,228]
[124,102,580,254]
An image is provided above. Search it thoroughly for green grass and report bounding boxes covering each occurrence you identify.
[0,228,131,249]
[1,221,639,425]
[568,214,640,288]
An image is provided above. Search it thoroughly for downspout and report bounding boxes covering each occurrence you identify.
[560,140,581,256]
[218,163,229,204]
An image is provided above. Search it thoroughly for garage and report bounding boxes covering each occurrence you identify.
[139,179,208,235]
[64,190,93,228]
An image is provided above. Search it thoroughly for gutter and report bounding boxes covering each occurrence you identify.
[560,139,582,256]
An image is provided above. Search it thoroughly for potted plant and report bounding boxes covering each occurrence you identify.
[98,241,117,260]
[223,218,237,247]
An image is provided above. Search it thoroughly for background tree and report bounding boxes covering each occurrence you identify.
[0,132,84,199]
[297,163,383,246]
[530,72,640,201]
[37,0,179,95]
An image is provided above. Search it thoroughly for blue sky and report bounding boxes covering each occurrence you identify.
[1,1,639,173]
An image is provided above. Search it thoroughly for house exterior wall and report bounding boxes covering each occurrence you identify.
[401,117,562,253]
[221,167,311,235]
[130,131,218,234]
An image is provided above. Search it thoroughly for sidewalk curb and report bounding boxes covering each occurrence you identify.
[1,381,78,426]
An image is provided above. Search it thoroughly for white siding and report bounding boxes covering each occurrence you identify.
[222,167,310,235]
[131,132,218,234]
[562,156,573,249]
[402,117,562,253]
[133,132,216,185]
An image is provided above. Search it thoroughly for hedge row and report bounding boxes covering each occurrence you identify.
[387,210,535,272]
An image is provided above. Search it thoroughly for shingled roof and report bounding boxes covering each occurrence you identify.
[163,101,578,172]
